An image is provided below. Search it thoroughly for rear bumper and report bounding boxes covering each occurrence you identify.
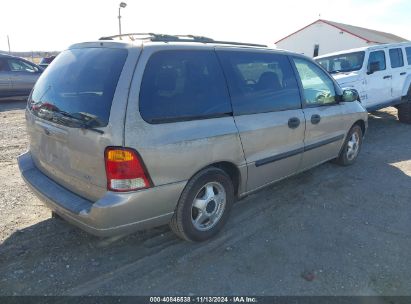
[18,152,186,237]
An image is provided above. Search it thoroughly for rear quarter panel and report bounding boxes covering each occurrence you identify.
[401,74,411,97]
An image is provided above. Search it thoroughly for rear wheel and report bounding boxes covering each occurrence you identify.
[398,102,411,124]
[170,167,234,242]
[398,88,411,124]
[335,125,363,166]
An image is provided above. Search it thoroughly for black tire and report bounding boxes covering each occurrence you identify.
[51,211,62,220]
[170,167,234,242]
[335,124,363,166]
[398,102,411,124]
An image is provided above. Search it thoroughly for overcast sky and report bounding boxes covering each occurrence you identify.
[0,0,410,51]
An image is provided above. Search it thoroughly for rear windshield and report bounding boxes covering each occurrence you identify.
[29,48,128,128]
[315,51,365,74]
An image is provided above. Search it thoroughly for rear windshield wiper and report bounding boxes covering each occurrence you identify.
[53,111,105,134]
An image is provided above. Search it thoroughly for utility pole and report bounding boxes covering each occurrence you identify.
[7,35,11,54]
[118,7,122,36]
[118,2,127,39]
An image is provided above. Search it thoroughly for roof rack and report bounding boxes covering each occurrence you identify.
[99,33,267,48]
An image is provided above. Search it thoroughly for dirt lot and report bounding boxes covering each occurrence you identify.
[0,100,410,296]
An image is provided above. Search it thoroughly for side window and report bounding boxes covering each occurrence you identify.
[8,59,37,73]
[389,48,404,68]
[293,57,336,106]
[217,51,301,115]
[139,50,231,123]
[405,47,411,65]
[367,51,386,72]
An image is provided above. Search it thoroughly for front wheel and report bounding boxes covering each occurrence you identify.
[335,125,363,166]
[170,167,234,242]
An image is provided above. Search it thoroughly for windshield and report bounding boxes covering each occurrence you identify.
[29,47,128,128]
[315,51,365,74]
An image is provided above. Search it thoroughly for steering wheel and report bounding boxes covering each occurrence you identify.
[315,91,332,104]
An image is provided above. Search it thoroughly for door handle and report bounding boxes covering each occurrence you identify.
[383,75,392,79]
[288,117,300,129]
[311,114,321,124]
[400,72,406,76]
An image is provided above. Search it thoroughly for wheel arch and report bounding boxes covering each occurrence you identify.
[353,119,366,137]
[187,161,243,198]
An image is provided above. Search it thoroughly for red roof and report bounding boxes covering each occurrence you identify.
[275,19,407,44]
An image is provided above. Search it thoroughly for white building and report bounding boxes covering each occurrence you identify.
[275,19,408,57]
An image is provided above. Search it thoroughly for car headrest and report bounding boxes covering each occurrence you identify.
[256,72,281,91]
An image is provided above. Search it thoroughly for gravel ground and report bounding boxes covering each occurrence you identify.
[0,100,410,296]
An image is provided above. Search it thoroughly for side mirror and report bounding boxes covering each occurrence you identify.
[342,89,359,102]
[367,61,380,75]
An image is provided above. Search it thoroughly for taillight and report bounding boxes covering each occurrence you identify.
[104,147,152,192]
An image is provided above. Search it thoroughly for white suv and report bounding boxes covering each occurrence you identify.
[315,42,411,123]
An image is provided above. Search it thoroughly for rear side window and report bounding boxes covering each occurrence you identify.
[30,48,128,128]
[389,48,404,68]
[139,50,231,124]
[405,47,411,65]
[217,51,301,115]
[367,51,386,72]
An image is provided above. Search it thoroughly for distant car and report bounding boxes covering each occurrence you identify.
[0,54,43,98]
[39,56,56,69]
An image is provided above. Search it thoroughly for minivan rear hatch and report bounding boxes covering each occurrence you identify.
[26,45,130,201]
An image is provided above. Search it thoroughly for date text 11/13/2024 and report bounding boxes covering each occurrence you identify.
[149,297,258,303]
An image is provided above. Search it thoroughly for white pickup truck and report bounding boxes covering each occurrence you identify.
[315,42,411,123]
